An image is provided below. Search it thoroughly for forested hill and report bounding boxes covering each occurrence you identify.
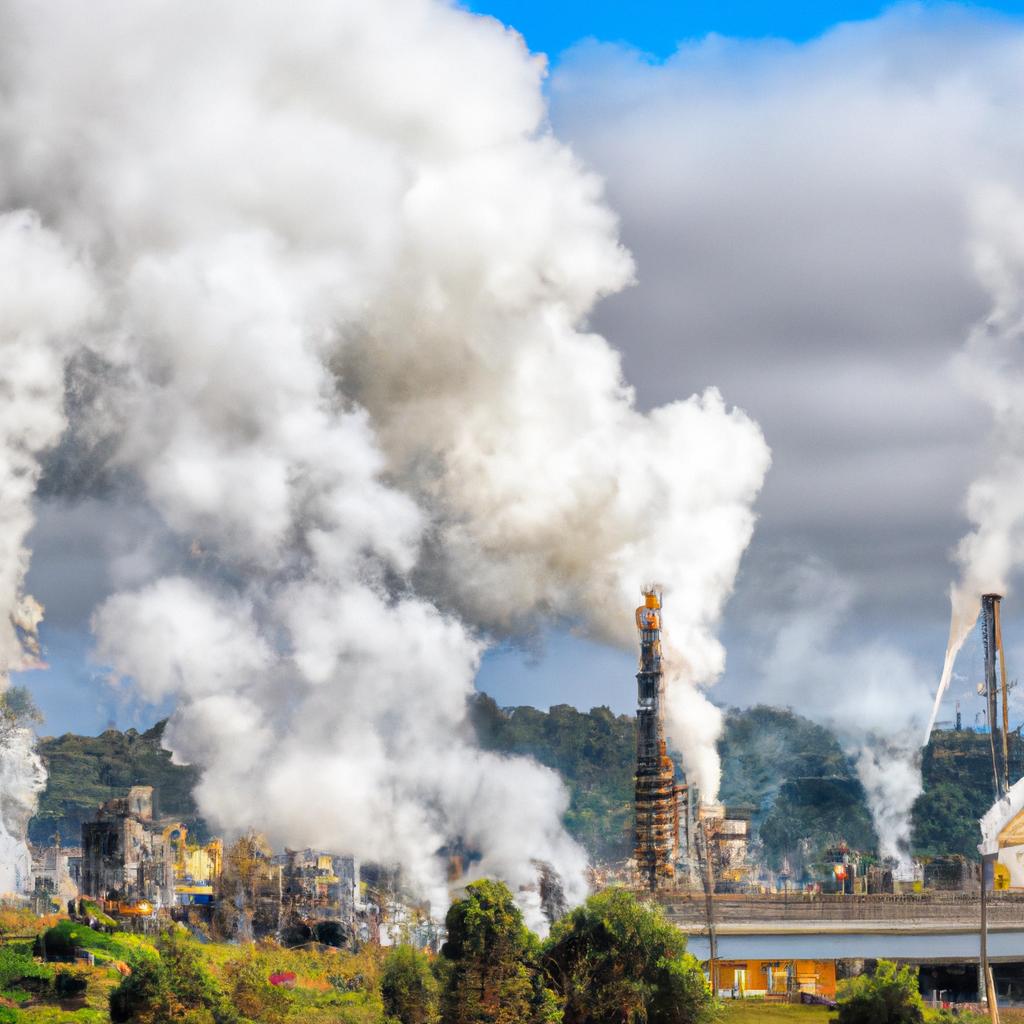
[30,699,999,865]
[30,720,205,845]
[469,697,878,865]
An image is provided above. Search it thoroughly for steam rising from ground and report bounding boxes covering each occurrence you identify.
[752,560,933,868]
[928,186,1024,741]
[0,0,768,910]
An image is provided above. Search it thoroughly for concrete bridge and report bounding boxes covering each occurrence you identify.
[658,892,1024,965]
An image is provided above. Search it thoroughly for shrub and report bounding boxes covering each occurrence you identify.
[833,960,924,1024]
[381,945,439,1024]
[0,943,54,992]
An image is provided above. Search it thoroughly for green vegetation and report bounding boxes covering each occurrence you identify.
[36,920,156,965]
[436,880,712,1024]
[912,730,1024,859]
[542,887,713,1024]
[439,878,558,1024]
[469,697,880,867]
[30,699,1005,868]
[32,719,205,845]
[834,960,924,1024]
[469,695,636,861]
[8,883,711,1024]
[381,945,439,1024]
[719,707,877,868]
[20,919,386,1023]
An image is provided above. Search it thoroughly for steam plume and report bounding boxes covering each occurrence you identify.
[928,184,1024,740]
[0,212,95,890]
[1,0,768,910]
[753,560,932,868]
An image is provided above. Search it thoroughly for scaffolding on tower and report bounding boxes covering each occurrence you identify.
[633,589,685,890]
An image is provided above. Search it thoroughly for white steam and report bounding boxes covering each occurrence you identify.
[1,0,768,911]
[0,212,95,891]
[754,560,933,868]
[928,184,1024,740]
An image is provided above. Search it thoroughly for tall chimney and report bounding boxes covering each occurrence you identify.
[981,594,1007,797]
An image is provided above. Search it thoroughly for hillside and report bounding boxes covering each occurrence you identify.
[469,697,878,867]
[469,694,637,861]
[30,720,206,845]
[28,698,1003,867]
[912,728,1024,859]
[717,705,877,868]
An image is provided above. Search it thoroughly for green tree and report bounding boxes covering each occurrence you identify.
[110,929,237,1024]
[440,879,559,1024]
[541,888,712,1024]
[382,945,440,1024]
[833,960,924,1024]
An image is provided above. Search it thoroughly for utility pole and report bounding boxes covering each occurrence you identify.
[699,817,718,998]
[994,599,1011,794]
[981,852,1000,1024]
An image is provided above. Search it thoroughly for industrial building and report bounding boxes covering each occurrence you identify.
[80,786,174,907]
[714,959,837,1001]
[164,822,222,909]
[279,848,361,943]
[697,804,752,891]
[632,590,752,892]
[30,839,80,905]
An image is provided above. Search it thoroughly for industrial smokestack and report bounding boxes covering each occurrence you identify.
[981,593,1010,797]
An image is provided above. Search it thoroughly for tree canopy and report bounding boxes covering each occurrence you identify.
[440,879,560,1024]
[541,888,713,1024]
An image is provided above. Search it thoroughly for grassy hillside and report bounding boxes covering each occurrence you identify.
[469,697,878,868]
[718,705,876,867]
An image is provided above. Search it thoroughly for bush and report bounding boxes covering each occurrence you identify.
[36,919,148,964]
[110,928,237,1024]
[833,960,924,1024]
[381,945,439,1024]
[0,943,54,992]
[440,879,559,1024]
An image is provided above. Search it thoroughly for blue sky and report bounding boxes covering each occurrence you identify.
[466,0,1024,58]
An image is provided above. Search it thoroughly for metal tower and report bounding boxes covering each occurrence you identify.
[634,589,681,890]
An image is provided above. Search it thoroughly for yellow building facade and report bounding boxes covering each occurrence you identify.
[714,959,837,1000]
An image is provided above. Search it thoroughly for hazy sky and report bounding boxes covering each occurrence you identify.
[18,0,1024,736]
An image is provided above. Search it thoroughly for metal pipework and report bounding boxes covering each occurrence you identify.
[981,594,1011,797]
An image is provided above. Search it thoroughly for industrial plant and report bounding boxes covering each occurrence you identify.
[0,586,1022,1014]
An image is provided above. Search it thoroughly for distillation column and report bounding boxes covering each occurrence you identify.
[634,590,681,890]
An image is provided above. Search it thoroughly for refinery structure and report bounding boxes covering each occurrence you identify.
[632,589,750,896]
[633,589,684,889]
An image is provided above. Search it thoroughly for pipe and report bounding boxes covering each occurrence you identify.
[994,598,1011,793]
[982,595,1003,799]
[701,819,718,998]
[981,853,1001,1024]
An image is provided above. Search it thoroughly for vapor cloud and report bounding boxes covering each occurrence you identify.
[1,0,768,912]
[744,558,933,867]
[545,5,1024,845]
[0,212,96,891]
